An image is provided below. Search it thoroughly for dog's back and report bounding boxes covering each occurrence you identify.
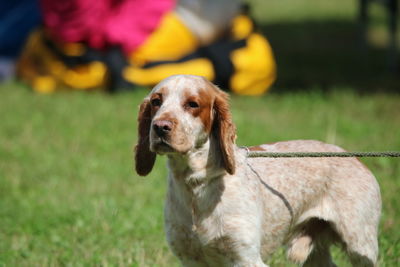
[246,140,381,265]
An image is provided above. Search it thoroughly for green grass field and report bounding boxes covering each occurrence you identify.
[1,0,399,266]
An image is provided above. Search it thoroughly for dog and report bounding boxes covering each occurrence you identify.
[134,75,381,266]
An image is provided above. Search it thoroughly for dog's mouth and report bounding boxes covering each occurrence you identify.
[151,138,175,154]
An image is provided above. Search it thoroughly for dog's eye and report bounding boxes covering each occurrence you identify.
[187,101,199,108]
[151,98,162,107]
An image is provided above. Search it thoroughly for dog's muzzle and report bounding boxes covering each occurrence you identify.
[153,120,173,138]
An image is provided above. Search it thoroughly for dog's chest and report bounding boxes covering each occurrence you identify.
[164,180,248,264]
[165,209,242,265]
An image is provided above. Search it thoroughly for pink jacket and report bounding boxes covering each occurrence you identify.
[41,0,175,54]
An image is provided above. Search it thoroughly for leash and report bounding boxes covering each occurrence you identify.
[244,149,400,223]
[246,151,400,158]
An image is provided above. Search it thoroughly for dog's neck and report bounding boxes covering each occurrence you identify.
[166,136,229,225]
[167,135,227,189]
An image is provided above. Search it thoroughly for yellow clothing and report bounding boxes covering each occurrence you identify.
[17,12,276,95]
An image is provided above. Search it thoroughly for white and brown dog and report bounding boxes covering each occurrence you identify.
[134,75,381,267]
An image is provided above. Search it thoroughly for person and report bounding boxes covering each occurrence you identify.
[0,0,40,82]
[17,0,276,95]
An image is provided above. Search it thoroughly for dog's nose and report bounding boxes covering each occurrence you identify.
[153,120,172,137]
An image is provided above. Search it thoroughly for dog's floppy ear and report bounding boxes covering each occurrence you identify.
[135,99,156,176]
[213,88,236,175]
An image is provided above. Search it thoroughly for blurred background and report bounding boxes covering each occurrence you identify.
[250,0,399,92]
[0,0,399,266]
[1,0,399,93]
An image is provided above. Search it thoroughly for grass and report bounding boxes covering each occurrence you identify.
[1,0,399,266]
[0,83,399,266]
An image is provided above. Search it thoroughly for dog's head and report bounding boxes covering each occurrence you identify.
[135,75,236,176]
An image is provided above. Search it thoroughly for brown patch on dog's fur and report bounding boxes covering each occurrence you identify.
[248,146,266,152]
[135,99,156,176]
[210,83,236,175]
[149,87,170,115]
[183,88,214,133]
